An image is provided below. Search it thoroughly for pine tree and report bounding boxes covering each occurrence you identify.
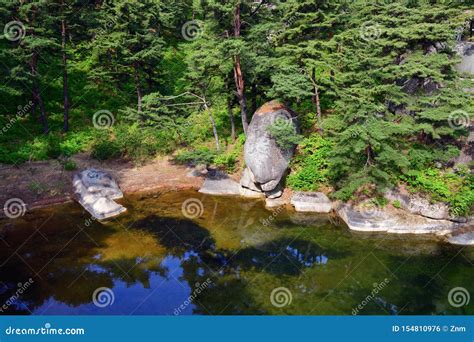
[325,1,472,199]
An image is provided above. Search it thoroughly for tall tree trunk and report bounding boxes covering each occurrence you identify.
[61,15,70,132]
[233,4,249,135]
[227,96,236,142]
[133,63,143,113]
[204,101,220,150]
[31,52,49,134]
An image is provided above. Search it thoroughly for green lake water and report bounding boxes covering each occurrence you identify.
[0,190,472,315]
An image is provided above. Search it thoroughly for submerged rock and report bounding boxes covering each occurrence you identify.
[73,169,126,220]
[291,192,333,213]
[242,100,298,196]
[199,170,240,196]
[447,232,474,246]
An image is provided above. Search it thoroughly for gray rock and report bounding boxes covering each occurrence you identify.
[243,100,298,193]
[199,171,240,196]
[265,186,283,199]
[240,167,262,192]
[189,164,208,177]
[455,123,473,165]
[385,189,450,220]
[455,42,474,75]
[448,232,474,246]
[239,186,265,198]
[73,169,126,220]
[337,204,458,235]
[265,197,288,209]
[291,192,333,213]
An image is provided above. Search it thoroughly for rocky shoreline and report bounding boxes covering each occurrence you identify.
[1,162,472,246]
[200,172,473,246]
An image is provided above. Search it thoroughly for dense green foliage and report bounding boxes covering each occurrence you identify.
[286,135,332,191]
[401,167,474,216]
[0,0,472,214]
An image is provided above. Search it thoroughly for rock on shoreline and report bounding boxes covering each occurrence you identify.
[73,169,126,220]
[290,192,333,213]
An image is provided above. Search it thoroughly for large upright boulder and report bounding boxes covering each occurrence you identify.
[242,101,298,197]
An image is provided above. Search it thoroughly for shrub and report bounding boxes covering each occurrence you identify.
[59,131,94,156]
[393,200,402,209]
[115,124,161,163]
[46,134,62,159]
[63,160,78,171]
[91,136,121,160]
[401,168,473,216]
[287,135,333,191]
[174,148,217,166]
[213,134,245,172]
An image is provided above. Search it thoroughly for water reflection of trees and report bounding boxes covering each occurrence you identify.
[0,196,472,315]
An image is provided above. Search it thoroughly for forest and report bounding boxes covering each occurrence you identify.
[0,0,473,215]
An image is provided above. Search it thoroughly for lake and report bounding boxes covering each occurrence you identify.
[0,190,472,315]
